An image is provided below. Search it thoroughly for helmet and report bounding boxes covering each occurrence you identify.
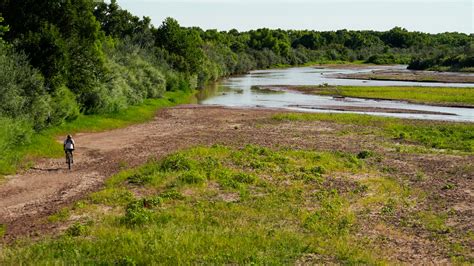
[67,134,72,139]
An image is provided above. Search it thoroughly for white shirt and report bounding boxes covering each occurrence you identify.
[64,138,75,150]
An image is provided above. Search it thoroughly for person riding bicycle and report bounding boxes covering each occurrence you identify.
[64,135,75,164]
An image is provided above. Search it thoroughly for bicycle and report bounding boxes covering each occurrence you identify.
[66,150,73,170]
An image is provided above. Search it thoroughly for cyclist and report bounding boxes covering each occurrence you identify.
[64,134,75,164]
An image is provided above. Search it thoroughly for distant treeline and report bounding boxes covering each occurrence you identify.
[0,0,472,142]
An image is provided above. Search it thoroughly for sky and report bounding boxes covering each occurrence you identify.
[116,0,473,33]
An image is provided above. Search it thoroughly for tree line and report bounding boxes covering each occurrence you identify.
[0,0,472,154]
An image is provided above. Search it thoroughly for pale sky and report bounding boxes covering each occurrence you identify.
[116,0,473,33]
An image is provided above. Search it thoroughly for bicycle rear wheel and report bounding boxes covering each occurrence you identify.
[66,151,72,170]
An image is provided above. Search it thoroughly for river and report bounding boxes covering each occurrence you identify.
[198,65,474,122]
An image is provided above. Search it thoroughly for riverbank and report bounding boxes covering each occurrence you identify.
[263,85,474,108]
[1,106,473,264]
[0,91,195,177]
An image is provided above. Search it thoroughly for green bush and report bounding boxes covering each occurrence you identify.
[49,86,80,125]
[0,117,34,174]
[0,42,52,130]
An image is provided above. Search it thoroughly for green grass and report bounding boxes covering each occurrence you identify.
[273,113,474,152]
[0,145,387,264]
[0,91,195,176]
[294,85,474,106]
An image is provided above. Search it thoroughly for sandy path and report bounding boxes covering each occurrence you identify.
[0,106,291,240]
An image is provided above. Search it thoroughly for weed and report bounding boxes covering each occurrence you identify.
[304,193,353,236]
[118,160,129,169]
[178,171,206,185]
[202,156,221,173]
[66,223,89,237]
[232,172,258,184]
[381,198,396,215]
[417,211,450,234]
[215,169,243,189]
[357,150,374,159]
[127,173,152,185]
[414,171,426,182]
[121,200,155,227]
[161,153,194,172]
[160,190,184,200]
[73,201,87,210]
[442,183,456,190]
[353,184,369,194]
[0,224,5,237]
[90,189,134,206]
[298,166,326,183]
[245,145,271,156]
[48,208,71,223]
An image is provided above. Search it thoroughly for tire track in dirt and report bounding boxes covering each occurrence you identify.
[0,106,292,241]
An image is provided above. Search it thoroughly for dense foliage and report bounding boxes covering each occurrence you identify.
[0,0,472,172]
[408,42,474,72]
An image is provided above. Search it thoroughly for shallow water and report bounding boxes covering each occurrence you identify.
[198,66,474,122]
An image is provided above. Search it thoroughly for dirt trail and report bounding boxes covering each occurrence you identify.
[0,105,300,240]
[1,105,472,263]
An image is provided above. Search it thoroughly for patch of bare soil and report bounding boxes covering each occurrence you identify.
[330,69,474,83]
[0,105,472,263]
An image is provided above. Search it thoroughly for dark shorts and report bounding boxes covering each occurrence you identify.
[65,149,74,153]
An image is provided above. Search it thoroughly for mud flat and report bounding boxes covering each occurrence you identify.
[329,69,474,83]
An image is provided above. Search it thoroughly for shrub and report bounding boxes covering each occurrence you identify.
[0,42,52,130]
[49,86,80,125]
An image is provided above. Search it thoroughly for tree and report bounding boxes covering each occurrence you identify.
[155,17,204,73]
[1,0,107,112]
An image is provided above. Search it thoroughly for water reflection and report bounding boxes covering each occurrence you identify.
[198,66,474,122]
